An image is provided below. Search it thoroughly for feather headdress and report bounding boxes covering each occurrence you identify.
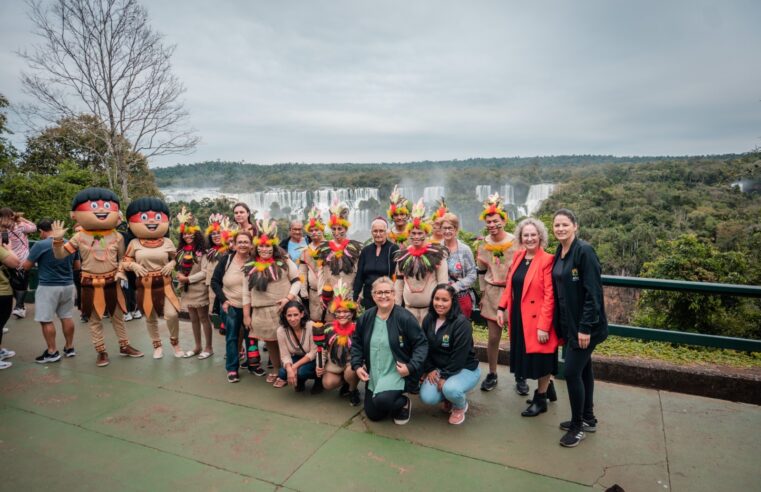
[479,192,507,222]
[176,206,200,234]
[429,197,449,222]
[328,199,351,229]
[205,214,234,258]
[405,198,432,234]
[387,185,412,218]
[304,206,325,233]
[253,219,280,247]
[329,279,357,313]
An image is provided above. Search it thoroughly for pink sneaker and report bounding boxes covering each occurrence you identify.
[449,402,468,425]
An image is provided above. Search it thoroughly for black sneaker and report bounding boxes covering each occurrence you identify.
[63,347,76,358]
[393,396,412,425]
[227,371,240,383]
[339,382,351,397]
[560,418,597,433]
[349,389,361,406]
[35,350,62,364]
[480,372,498,391]
[559,426,586,448]
[515,377,530,396]
[248,365,266,377]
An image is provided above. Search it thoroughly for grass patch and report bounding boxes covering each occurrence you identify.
[472,325,761,369]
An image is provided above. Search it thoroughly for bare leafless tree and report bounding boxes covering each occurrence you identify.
[18,0,199,201]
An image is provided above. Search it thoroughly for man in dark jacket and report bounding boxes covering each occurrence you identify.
[351,277,427,424]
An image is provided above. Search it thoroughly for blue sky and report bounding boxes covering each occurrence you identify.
[1,0,759,166]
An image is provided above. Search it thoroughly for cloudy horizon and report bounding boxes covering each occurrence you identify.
[1,0,760,168]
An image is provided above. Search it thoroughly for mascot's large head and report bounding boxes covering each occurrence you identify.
[70,188,121,231]
[126,197,171,239]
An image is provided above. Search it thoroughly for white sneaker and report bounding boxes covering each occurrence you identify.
[131,310,142,319]
[123,312,133,322]
[12,307,26,319]
[0,360,12,370]
[0,348,16,360]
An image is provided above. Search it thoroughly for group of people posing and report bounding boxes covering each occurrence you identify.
[0,185,608,448]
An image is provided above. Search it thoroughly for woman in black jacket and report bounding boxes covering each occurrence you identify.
[551,209,608,448]
[352,217,399,310]
[419,284,481,425]
[351,276,428,425]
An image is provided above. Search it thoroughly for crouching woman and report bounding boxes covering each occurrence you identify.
[351,276,428,425]
[420,284,481,425]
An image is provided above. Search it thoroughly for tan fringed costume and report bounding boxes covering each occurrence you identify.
[476,234,517,322]
[242,258,301,341]
[123,238,181,348]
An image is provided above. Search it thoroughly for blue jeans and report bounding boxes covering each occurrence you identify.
[277,353,317,383]
[420,367,482,410]
[223,306,243,373]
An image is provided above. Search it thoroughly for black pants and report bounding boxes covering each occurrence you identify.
[0,295,12,344]
[364,388,406,422]
[12,270,29,309]
[564,345,596,425]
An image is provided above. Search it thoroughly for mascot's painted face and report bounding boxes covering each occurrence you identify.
[70,199,121,230]
[128,210,169,239]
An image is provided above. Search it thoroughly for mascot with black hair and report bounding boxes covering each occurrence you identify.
[51,188,144,367]
[121,197,184,359]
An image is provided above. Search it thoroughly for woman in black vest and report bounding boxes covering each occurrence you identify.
[551,209,608,448]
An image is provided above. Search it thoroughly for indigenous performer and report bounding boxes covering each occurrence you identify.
[475,193,519,393]
[298,207,326,321]
[242,219,302,383]
[204,213,233,334]
[175,207,213,359]
[317,280,361,406]
[51,188,143,367]
[393,199,449,326]
[428,197,449,245]
[387,185,412,246]
[121,197,182,359]
[315,200,362,322]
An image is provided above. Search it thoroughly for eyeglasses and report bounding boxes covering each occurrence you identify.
[372,290,393,297]
[441,226,455,231]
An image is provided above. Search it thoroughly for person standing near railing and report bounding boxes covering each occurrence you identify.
[551,208,608,448]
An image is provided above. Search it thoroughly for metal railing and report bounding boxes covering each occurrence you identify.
[602,275,761,352]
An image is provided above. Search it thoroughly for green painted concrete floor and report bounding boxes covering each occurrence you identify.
[1,308,759,491]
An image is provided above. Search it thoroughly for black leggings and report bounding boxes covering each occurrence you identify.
[0,295,12,344]
[364,388,406,422]
[564,345,596,425]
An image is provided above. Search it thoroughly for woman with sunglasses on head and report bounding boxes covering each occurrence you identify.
[419,284,480,425]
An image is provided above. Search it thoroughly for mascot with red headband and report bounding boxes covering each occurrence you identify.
[51,188,144,366]
[121,197,183,359]
[315,200,362,322]
[393,198,449,326]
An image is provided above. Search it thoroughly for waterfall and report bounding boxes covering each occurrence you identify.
[499,184,515,204]
[475,185,491,202]
[422,186,445,204]
[524,184,555,214]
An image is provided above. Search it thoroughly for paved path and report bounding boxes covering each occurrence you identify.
[1,310,759,491]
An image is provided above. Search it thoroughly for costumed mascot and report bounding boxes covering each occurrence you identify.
[121,197,183,359]
[315,200,362,322]
[393,198,449,326]
[387,185,412,246]
[316,279,361,406]
[51,188,144,366]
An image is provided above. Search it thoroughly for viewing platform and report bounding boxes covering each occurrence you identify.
[1,308,759,491]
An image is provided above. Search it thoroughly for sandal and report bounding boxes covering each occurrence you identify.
[197,351,213,360]
[183,349,201,358]
[265,373,278,384]
[272,378,287,388]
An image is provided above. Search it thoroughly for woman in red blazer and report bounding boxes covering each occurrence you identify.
[497,218,559,417]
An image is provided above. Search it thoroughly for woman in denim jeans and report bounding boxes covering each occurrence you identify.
[420,284,481,425]
[210,231,253,383]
